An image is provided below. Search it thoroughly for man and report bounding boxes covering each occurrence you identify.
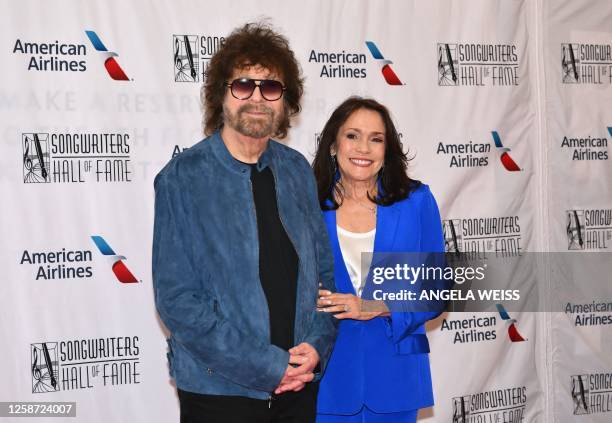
[152,23,337,423]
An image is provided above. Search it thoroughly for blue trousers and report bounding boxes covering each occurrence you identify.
[317,406,417,423]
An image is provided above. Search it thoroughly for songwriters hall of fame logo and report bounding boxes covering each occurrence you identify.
[21,132,132,184]
[31,343,60,393]
[437,43,519,86]
[562,43,612,85]
[23,133,51,183]
[173,34,225,82]
[566,209,612,250]
[452,387,527,422]
[443,216,522,255]
[30,336,141,393]
[571,373,612,416]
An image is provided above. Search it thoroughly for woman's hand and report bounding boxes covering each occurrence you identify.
[317,289,389,320]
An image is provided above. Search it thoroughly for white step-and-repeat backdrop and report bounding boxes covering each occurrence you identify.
[1,0,611,421]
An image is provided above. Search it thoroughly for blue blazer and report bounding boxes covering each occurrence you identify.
[317,184,445,414]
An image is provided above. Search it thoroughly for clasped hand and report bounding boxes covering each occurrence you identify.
[274,342,319,394]
[275,291,390,395]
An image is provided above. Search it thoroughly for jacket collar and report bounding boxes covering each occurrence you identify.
[210,130,276,176]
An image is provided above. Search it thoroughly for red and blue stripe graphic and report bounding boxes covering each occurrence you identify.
[91,235,138,283]
[496,304,526,342]
[491,131,521,172]
[85,31,130,81]
[365,41,403,85]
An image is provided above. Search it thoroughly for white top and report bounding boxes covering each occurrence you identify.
[336,225,376,297]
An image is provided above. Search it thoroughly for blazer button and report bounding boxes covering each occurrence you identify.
[207,368,213,375]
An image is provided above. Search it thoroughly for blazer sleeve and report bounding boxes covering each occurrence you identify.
[384,186,446,344]
[301,164,338,377]
[152,171,289,393]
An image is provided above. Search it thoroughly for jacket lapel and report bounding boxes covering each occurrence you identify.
[364,204,400,277]
[373,203,400,253]
[323,210,357,295]
[324,204,401,295]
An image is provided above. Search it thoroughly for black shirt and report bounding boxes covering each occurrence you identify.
[249,164,298,351]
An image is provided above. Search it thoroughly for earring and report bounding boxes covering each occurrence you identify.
[330,153,337,175]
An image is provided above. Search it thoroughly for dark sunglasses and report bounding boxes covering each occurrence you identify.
[224,78,286,101]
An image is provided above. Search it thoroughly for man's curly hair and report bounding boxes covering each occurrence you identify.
[202,22,304,139]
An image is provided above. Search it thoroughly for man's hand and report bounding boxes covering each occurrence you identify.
[274,343,320,394]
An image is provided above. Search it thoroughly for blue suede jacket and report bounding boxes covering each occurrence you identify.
[152,131,337,399]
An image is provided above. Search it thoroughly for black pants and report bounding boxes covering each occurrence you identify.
[177,383,319,423]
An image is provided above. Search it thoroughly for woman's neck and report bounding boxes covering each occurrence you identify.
[340,178,377,201]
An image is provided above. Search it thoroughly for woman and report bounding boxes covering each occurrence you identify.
[313,97,445,422]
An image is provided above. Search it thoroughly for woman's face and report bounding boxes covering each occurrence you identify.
[332,108,386,185]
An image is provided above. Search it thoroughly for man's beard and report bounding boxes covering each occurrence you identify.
[223,103,283,139]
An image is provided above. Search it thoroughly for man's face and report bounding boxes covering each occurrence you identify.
[222,65,285,139]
